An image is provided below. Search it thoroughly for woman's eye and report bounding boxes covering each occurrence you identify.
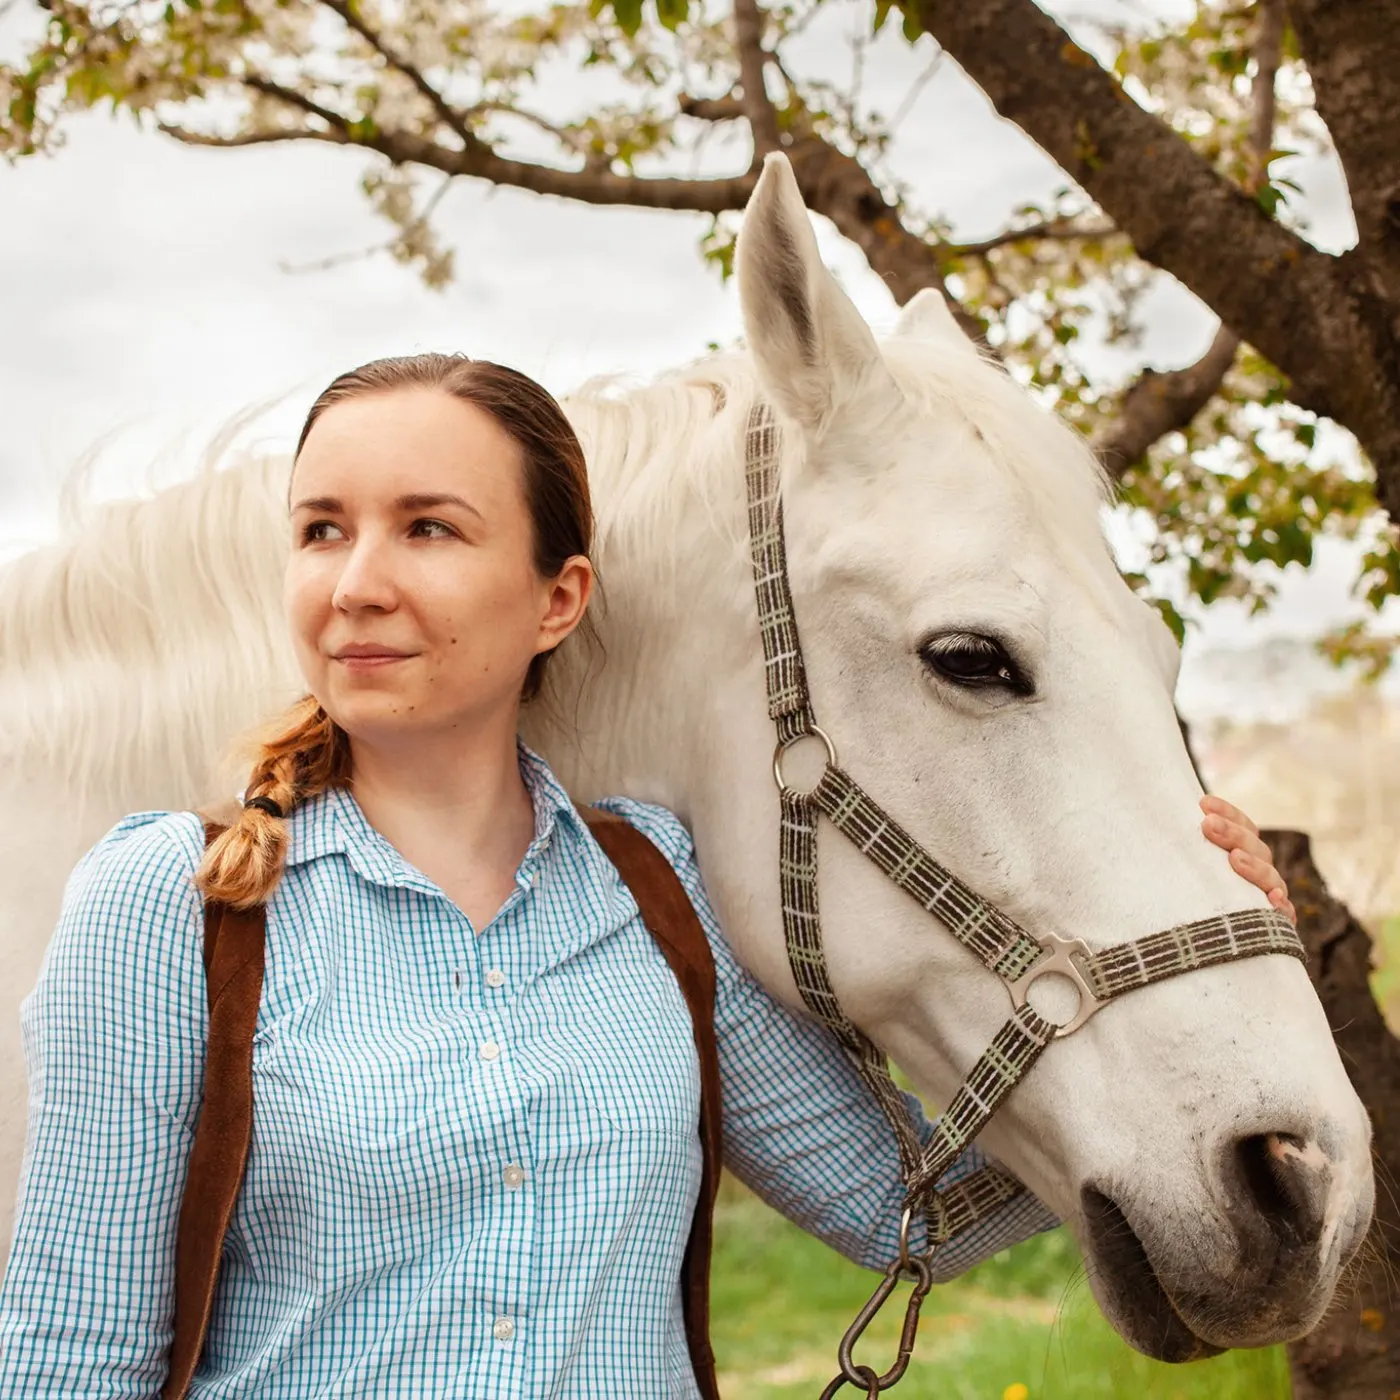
[920,633,1032,696]
[410,518,456,540]
[300,520,343,544]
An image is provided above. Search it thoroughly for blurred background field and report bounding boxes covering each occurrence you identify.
[711,1179,1294,1399]
[711,648,1398,1400]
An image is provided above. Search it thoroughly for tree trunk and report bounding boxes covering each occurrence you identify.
[1262,829,1400,1400]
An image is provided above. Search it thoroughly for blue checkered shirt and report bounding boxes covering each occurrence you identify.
[0,745,1055,1397]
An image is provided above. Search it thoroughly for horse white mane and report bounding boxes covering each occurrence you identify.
[0,334,1109,813]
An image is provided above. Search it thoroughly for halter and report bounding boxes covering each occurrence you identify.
[742,404,1304,1397]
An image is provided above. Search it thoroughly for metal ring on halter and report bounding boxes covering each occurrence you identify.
[772,725,838,796]
[1007,931,1105,1038]
[896,1204,915,1271]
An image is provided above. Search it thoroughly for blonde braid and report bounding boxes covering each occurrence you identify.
[196,696,351,909]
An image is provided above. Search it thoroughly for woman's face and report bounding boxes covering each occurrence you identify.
[285,386,590,748]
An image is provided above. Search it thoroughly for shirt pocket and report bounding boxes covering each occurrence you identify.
[534,937,703,1144]
[566,1016,701,1142]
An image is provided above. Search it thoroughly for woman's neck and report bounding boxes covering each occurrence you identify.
[345,715,538,896]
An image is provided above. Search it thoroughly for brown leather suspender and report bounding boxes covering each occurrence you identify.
[164,810,723,1400]
[164,822,268,1400]
[583,809,723,1399]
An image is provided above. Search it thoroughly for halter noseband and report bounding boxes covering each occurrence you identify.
[743,403,1304,1397]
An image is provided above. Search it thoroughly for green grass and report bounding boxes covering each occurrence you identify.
[710,909,1400,1398]
[1368,914,1400,1027]
[711,1180,1293,1400]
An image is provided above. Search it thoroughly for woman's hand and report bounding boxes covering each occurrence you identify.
[1200,794,1296,924]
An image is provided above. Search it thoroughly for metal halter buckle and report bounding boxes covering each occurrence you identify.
[772,725,838,796]
[1007,932,1105,1038]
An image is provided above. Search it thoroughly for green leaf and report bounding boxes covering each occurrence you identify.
[900,6,923,42]
[872,0,892,33]
[654,0,687,30]
[1255,182,1285,218]
[610,0,643,35]
[1152,598,1187,645]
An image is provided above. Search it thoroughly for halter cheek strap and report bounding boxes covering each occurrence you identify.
[743,402,1304,1397]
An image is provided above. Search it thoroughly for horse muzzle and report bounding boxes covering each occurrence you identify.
[1081,1131,1376,1360]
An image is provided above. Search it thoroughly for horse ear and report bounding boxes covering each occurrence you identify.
[894,287,980,355]
[737,153,900,433]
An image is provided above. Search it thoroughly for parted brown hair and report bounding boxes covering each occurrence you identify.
[196,353,595,910]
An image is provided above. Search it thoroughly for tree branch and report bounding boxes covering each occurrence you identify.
[1264,829,1400,1400]
[1095,324,1239,480]
[204,74,984,341]
[897,0,1347,424]
[948,216,1115,257]
[242,75,357,136]
[1247,0,1284,187]
[317,0,474,147]
[160,124,346,149]
[731,0,781,161]
[679,94,746,123]
[207,103,759,211]
[462,100,579,151]
[1287,0,1400,310]
[1094,0,1283,480]
[910,0,1400,522]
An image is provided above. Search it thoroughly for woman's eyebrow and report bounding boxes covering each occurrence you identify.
[290,494,343,514]
[289,492,485,522]
[395,492,485,522]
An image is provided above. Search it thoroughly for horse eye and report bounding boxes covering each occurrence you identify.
[920,633,1032,695]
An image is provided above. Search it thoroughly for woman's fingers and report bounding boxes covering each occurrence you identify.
[1200,797,1297,925]
[1200,794,1259,837]
[1229,845,1284,895]
[1202,813,1273,866]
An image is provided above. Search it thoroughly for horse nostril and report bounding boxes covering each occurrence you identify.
[1235,1132,1330,1247]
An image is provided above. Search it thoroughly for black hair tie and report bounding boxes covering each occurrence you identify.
[244,795,285,820]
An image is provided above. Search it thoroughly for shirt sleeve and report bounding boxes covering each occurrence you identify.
[0,811,208,1398]
[594,798,1060,1279]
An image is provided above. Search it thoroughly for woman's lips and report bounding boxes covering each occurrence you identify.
[334,653,412,671]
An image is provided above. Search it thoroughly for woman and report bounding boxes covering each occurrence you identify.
[0,354,1293,1396]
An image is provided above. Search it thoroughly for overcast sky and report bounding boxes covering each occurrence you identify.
[1,0,1392,677]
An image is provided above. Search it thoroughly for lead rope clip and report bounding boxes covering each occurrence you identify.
[817,1253,934,1398]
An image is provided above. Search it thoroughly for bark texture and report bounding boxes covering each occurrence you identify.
[1262,829,1400,1400]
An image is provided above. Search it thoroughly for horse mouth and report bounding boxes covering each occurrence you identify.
[1081,1187,1224,1363]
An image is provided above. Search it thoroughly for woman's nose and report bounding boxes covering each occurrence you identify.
[332,541,399,612]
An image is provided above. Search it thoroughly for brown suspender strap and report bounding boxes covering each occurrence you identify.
[167,812,723,1400]
[579,808,724,1400]
[164,823,268,1400]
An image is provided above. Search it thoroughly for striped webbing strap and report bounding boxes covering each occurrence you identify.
[746,401,1306,1252]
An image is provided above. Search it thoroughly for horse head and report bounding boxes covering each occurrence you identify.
[651,154,1373,1360]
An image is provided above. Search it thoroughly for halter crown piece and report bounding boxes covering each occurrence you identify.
[741,403,1305,1398]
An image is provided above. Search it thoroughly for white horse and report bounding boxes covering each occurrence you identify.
[0,155,1373,1362]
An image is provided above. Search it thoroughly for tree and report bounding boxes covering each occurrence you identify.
[1264,829,1400,1400]
[4,0,1398,1392]
[3,0,1396,666]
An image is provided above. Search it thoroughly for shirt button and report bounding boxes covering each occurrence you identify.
[486,969,506,988]
[502,1163,525,1190]
[493,1316,516,1342]
[480,1041,501,1062]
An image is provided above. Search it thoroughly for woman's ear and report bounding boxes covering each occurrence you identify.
[536,555,594,654]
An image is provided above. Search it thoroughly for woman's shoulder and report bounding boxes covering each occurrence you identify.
[40,810,208,993]
[63,809,206,923]
[585,796,696,871]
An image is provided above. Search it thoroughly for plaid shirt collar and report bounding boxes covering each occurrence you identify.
[282,740,583,896]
